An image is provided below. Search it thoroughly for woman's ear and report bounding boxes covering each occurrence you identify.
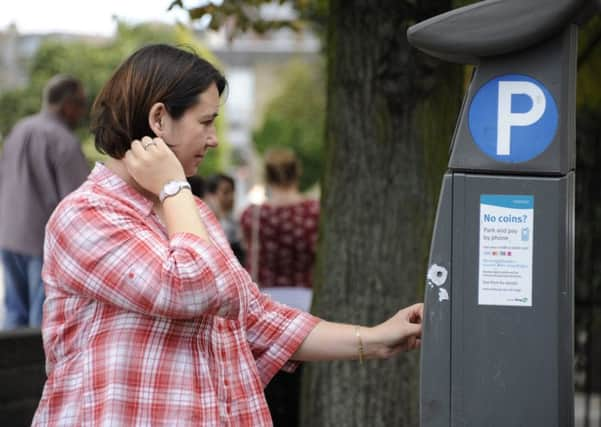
[148,102,167,136]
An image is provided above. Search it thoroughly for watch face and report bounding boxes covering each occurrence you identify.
[165,181,180,195]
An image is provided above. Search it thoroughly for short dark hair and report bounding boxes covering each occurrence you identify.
[91,44,227,159]
[264,147,301,186]
[206,173,235,194]
[43,75,82,108]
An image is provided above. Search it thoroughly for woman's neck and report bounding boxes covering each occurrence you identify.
[267,185,303,206]
[104,158,159,204]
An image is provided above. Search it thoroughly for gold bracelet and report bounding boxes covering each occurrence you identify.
[355,325,364,364]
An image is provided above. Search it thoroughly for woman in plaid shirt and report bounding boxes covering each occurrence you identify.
[32,44,423,426]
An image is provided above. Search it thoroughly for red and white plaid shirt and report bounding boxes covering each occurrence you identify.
[32,163,320,427]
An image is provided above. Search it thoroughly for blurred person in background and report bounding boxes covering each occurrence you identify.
[187,174,205,198]
[240,147,320,426]
[0,75,89,329]
[206,173,245,264]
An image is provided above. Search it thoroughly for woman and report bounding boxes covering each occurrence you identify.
[241,148,318,312]
[32,44,422,427]
[240,147,320,425]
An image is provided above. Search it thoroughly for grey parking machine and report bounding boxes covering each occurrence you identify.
[407,1,598,426]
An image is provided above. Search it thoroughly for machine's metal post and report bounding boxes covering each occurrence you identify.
[406,1,596,425]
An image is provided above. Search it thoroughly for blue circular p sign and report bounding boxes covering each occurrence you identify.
[469,74,558,163]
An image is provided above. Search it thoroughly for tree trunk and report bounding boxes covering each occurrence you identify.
[575,107,601,394]
[574,18,601,397]
[301,1,461,426]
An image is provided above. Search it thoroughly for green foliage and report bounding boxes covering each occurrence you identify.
[252,59,325,191]
[170,0,328,39]
[0,87,41,140]
[0,21,229,176]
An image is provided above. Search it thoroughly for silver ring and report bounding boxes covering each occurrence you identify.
[142,141,157,150]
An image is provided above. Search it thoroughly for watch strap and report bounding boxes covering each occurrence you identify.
[159,180,192,203]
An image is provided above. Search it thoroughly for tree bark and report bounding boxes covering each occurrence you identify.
[574,107,601,393]
[301,1,461,426]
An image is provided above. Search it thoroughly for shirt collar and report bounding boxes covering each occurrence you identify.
[89,162,154,216]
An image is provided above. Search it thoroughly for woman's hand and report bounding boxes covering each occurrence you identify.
[123,136,186,196]
[363,303,423,359]
[291,302,424,363]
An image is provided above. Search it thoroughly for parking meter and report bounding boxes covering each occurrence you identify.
[406,0,597,425]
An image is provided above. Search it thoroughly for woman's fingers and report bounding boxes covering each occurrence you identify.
[406,320,422,337]
[130,138,148,156]
[123,136,185,196]
[404,303,424,324]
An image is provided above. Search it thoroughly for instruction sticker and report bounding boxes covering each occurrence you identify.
[478,195,534,306]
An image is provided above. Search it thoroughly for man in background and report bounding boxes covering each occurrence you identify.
[0,74,89,329]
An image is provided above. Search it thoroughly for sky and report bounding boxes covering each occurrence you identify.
[0,1,203,37]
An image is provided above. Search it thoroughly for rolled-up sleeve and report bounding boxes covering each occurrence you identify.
[43,196,241,320]
[244,283,320,386]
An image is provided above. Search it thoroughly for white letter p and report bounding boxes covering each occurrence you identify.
[496,81,546,156]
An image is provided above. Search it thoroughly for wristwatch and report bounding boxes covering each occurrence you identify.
[159,180,191,203]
